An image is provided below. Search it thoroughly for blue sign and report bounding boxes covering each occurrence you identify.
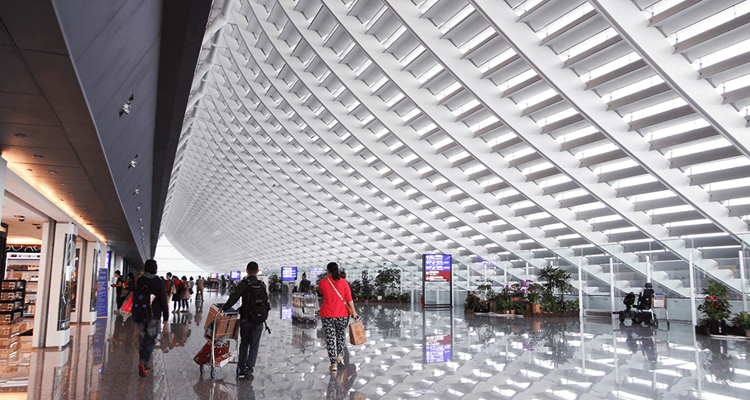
[425,334,452,363]
[230,271,241,280]
[96,268,109,318]
[424,254,452,282]
[282,267,297,281]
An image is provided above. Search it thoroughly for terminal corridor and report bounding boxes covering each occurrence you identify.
[2,292,748,400]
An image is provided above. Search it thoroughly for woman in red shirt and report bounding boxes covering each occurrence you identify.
[318,262,358,371]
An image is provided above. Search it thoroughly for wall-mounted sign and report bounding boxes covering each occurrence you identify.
[90,249,100,312]
[309,267,325,280]
[210,273,219,279]
[424,254,451,282]
[96,268,109,318]
[281,267,297,281]
[230,271,241,280]
[425,334,452,363]
[58,234,76,330]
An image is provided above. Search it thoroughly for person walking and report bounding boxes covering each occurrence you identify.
[165,273,175,306]
[188,277,195,303]
[133,260,169,377]
[196,276,204,301]
[111,270,125,309]
[181,276,190,312]
[172,275,184,313]
[298,273,311,293]
[318,262,358,372]
[221,261,270,380]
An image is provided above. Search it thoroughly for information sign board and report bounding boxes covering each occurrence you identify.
[282,267,297,281]
[230,271,241,280]
[424,254,451,282]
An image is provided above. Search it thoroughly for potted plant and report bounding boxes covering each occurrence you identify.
[732,311,750,337]
[496,288,511,313]
[527,283,543,314]
[541,292,559,315]
[464,294,480,313]
[361,271,374,302]
[477,284,495,301]
[565,299,580,317]
[538,266,573,310]
[375,267,401,299]
[268,274,282,293]
[697,280,732,335]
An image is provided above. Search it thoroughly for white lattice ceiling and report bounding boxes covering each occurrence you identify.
[163,0,750,297]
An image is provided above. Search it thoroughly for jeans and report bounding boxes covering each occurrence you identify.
[238,319,264,374]
[137,318,160,367]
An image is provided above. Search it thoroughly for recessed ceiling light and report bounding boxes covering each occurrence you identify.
[32,154,43,158]
[14,133,27,138]
[26,169,32,172]
[48,171,56,174]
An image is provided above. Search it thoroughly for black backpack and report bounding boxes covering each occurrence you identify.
[132,279,153,323]
[241,277,270,324]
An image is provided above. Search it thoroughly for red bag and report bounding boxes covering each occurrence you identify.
[193,340,230,365]
[119,293,133,320]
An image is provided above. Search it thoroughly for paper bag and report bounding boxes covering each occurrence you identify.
[349,320,366,345]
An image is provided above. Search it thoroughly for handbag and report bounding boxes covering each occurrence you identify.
[327,278,354,316]
[349,319,366,345]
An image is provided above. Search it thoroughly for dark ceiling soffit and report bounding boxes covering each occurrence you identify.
[150,0,213,258]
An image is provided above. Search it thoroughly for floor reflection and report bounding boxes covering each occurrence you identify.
[0,292,749,399]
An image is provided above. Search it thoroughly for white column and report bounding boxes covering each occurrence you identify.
[578,258,584,319]
[646,255,652,284]
[503,261,508,286]
[689,253,698,327]
[44,222,78,348]
[610,258,616,314]
[739,250,748,313]
[79,241,103,324]
[32,222,54,349]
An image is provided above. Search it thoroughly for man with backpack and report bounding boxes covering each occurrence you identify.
[221,261,270,380]
[132,260,169,377]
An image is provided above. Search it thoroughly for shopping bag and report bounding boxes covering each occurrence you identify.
[349,320,366,345]
[119,293,133,320]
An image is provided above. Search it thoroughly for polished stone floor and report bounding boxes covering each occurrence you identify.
[1,291,750,399]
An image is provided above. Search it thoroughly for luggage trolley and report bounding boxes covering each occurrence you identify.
[292,293,319,324]
[194,304,239,379]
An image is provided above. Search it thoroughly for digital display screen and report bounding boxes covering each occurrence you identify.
[425,334,452,363]
[281,306,293,320]
[424,254,451,282]
[230,271,242,280]
[309,267,325,280]
[282,267,297,281]
[210,273,219,279]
